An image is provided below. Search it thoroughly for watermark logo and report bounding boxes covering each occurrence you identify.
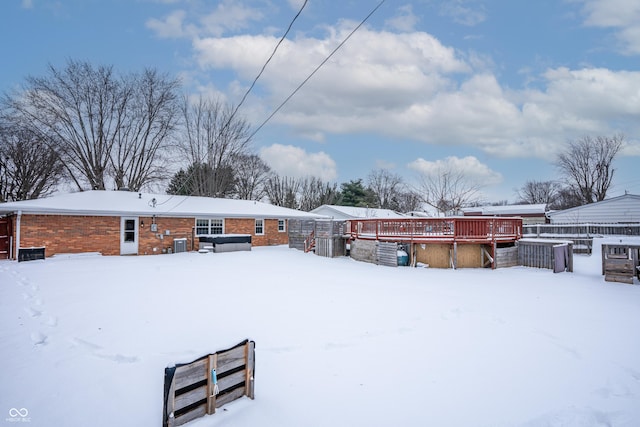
[6,408,30,423]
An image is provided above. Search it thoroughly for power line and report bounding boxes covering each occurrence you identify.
[161,0,387,212]
[248,0,387,141]
[158,0,310,210]
[230,0,309,123]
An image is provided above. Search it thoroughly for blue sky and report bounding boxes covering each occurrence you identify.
[2,0,639,202]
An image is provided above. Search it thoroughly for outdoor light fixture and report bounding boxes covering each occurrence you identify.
[140,220,145,227]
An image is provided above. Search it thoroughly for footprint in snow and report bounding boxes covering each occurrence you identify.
[24,306,42,318]
[45,316,58,327]
[31,332,48,345]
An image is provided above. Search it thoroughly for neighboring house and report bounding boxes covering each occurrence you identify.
[0,190,325,260]
[310,205,406,220]
[547,194,640,224]
[461,204,548,225]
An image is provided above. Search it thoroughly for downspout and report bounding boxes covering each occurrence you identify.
[15,210,21,261]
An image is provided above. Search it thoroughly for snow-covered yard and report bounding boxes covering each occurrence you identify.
[1,238,640,427]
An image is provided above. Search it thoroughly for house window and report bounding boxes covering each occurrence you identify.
[195,218,224,235]
[211,219,223,234]
[124,219,136,242]
[278,219,286,232]
[255,219,264,235]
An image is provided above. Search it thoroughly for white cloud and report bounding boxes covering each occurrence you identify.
[579,0,640,54]
[621,138,640,156]
[193,23,470,122]
[22,0,33,8]
[192,18,640,159]
[408,156,503,185]
[259,144,338,181]
[146,10,187,39]
[146,1,263,39]
[157,4,640,162]
[198,2,263,37]
[385,4,420,32]
[440,1,486,27]
[286,0,306,10]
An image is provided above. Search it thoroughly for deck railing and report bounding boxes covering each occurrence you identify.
[348,217,522,242]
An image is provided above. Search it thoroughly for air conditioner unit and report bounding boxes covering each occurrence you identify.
[173,238,187,253]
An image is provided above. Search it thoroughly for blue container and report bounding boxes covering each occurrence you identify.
[397,250,409,266]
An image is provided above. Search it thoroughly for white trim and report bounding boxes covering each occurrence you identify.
[278,219,286,233]
[255,219,264,235]
[120,217,139,255]
[195,218,225,236]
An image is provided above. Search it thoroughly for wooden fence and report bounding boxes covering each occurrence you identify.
[350,239,398,267]
[601,244,640,284]
[517,239,573,272]
[315,237,346,258]
[523,223,640,254]
[288,219,316,251]
[495,246,518,268]
[163,340,255,427]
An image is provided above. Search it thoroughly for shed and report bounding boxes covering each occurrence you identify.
[310,205,406,220]
[547,194,640,224]
[461,204,547,225]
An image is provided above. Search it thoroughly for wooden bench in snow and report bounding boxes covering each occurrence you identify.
[163,340,255,427]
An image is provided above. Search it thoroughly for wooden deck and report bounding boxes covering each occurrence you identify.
[346,217,522,244]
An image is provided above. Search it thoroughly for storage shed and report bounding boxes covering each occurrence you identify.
[461,204,548,225]
[547,194,640,224]
[310,205,406,220]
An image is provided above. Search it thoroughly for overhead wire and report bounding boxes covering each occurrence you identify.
[159,0,387,213]
[248,0,387,140]
[156,0,309,210]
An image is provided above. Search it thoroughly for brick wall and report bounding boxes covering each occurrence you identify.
[20,215,121,256]
[138,216,195,255]
[15,214,289,258]
[223,218,289,246]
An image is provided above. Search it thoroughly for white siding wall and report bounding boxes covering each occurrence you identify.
[549,195,640,223]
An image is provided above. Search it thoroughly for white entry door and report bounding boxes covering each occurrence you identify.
[120,217,139,255]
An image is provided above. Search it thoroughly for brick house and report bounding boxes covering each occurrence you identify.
[0,190,324,260]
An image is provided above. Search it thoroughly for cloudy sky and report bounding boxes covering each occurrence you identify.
[2,0,639,202]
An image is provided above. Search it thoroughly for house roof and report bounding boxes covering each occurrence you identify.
[0,190,327,219]
[310,204,407,219]
[461,204,547,216]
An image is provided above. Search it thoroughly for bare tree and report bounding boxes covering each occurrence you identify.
[110,68,180,191]
[366,168,404,209]
[392,190,423,213]
[553,187,583,210]
[517,180,561,206]
[233,154,270,200]
[264,175,300,208]
[298,177,339,211]
[177,95,251,197]
[556,135,623,204]
[7,61,126,190]
[0,117,64,201]
[417,166,482,215]
[3,60,180,191]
